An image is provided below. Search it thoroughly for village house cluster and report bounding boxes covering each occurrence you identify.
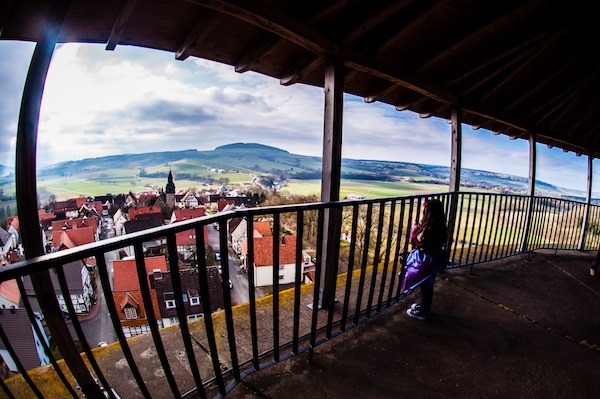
[0,171,315,374]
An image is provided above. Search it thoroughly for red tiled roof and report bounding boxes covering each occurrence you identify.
[51,217,98,235]
[172,208,205,221]
[129,206,163,220]
[0,278,20,305]
[112,289,161,322]
[243,236,297,267]
[51,226,96,250]
[217,199,235,212]
[38,210,55,221]
[254,221,272,237]
[113,256,168,291]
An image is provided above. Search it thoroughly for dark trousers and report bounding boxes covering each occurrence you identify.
[419,277,435,313]
[592,250,600,271]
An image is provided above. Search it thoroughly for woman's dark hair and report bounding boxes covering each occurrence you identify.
[413,198,447,251]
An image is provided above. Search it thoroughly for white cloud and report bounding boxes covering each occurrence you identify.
[0,41,592,192]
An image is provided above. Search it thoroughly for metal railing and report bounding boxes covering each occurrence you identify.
[0,192,598,398]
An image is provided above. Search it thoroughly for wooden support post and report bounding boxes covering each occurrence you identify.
[519,133,536,253]
[446,108,462,254]
[578,153,593,250]
[14,1,104,397]
[318,56,344,307]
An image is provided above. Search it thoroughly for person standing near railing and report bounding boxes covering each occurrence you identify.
[405,199,448,320]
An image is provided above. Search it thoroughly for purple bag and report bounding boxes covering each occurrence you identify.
[399,249,446,292]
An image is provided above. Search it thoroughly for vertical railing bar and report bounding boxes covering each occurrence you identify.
[353,203,373,326]
[95,253,153,398]
[490,194,504,260]
[491,195,507,259]
[272,213,281,363]
[542,198,553,249]
[471,194,486,270]
[479,193,493,262]
[367,202,385,314]
[16,278,79,398]
[497,195,510,258]
[571,201,584,248]
[366,201,385,318]
[527,197,538,251]
[565,200,573,248]
[502,195,516,256]
[390,199,407,302]
[458,193,472,266]
[589,205,600,249]
[531,197,544,250]
[245,217,259,370]
[512,196,525,254]
[377,200,395,311]
[218,218,241,380]
[133,242,181,398]
[450,193,465,263]
[309,208,325,363]
[325,205,342,339]
[464,193,478,266]
[165,232,206,399]
[292,211,304,353]
[0,320,45,398]
[386,199,402,307]
[0,375,16,399]
[195,227,226,395]
[395,198,414,298]
[341,204,359,330]
[550,198,560,249]
[54,266,116,399]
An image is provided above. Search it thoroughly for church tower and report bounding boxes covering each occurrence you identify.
[166,169,175,208]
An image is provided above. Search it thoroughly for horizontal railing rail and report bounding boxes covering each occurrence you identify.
[1,192,599,398]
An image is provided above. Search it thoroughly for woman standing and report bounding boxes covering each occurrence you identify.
[406,199,448,320]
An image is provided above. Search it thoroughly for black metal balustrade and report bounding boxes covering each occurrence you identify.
[0,191,598,398]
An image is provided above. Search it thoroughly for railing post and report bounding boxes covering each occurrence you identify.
[319,55,344,307]
[578,153,593,250]
[446,108,462,256]
[14,1,103,397]
[519,133,536,253]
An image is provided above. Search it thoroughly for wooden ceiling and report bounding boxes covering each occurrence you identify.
[3,0,600,157]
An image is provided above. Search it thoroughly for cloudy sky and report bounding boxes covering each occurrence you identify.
[0,41,595,192]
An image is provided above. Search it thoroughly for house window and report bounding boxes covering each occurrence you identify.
[124,307,137,319]
[279,265,284,270]
[165,300,176,309]
[187,313,203,321]
[278,275,284,280]
[190,296,200,306]
[169,317,179,324]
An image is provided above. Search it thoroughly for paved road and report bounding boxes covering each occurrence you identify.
[206,223,264,306]
[70,216,118,347]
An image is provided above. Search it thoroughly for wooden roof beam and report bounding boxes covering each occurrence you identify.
[176,11,223,61]
[235,35,283,73]
[279,54,322,86]
[340,0,413,44]
[364,83,400,103]
[106,0,138,51]
[187,0,337,56]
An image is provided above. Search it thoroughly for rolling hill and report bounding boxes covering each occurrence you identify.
[0,142,590,202]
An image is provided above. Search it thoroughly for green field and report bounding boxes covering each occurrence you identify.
[283,179,448,198]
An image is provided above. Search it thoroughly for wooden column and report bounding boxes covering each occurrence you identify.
[578,153,593,250]
[519,133,537,252]
[446,108,462,252]
[318,56,344,307]
[15,1,103,397]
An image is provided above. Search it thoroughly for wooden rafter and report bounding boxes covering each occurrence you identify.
[176,11,223,61]
[106,0,138,51]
